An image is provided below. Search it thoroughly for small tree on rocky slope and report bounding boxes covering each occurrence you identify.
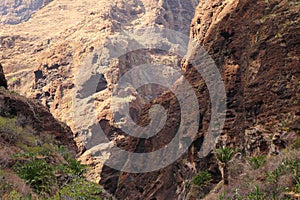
[215,147,235,185]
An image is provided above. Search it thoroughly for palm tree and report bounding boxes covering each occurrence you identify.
[214,147,235,185]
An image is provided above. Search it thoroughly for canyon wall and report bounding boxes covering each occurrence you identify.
[0,0,299,199]
[99,0,300,199]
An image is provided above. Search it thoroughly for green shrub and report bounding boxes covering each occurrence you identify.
[52,178,103,200]
[10,131,105,199]
[68,158,86,176]
[0,116,35,145]
[266,165,285,183]
[247,185,265,200]
[13,158,56,194]
[5,190,32,200]
[231,188,243,200]
[294,176,300,193]
[8,77,18,84]
[218,191,227,200]
[57,145,72,161]
[55,158,86,176]
[291,138,300,150]
[248,155,267,169]
[266,158,300,185]
[0,170,12,196]
[23,144,53,157]
[215,147,235,163]
[282,158,300,171]
[54,145,86,176]
[6,190,22,200]
[192,171,212,186]
[13,143,54,160]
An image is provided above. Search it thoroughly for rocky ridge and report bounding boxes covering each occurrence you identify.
[0,0,52,25]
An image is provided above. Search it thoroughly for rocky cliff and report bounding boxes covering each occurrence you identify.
[190,0,299,152]
[98,0,300,199]
[0,0,299,199]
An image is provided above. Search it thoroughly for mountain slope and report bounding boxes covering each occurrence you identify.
[0,0,52,25]
[0,64,115,199]
[0,0,299,199]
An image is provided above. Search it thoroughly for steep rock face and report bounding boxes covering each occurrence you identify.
[190,0,300,152]
[0,0,52,25]
[98,0,300,199]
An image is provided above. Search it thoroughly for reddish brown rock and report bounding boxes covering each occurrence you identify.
[190,0,300,149]
[99,0,300,199]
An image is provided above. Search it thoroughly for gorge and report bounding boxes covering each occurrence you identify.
[0,0,299,199]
